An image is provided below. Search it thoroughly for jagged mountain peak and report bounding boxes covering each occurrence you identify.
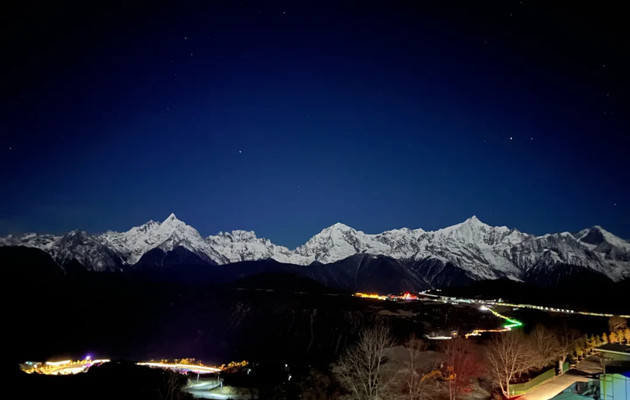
[464,215,483,224]
[320,222,356,233]
[141,219,161,230]
[64,229,90,238]
[155,214,202,238]
[458,215,497,229]
[435,216,502,240]
[1,216,628,284]
[96,214,218,266]
[379,227,424,236]
[577,225,630,252]
[161,212,182,225]
[212,230,259,241]
[305,223,366,246]
[435,216,491,233]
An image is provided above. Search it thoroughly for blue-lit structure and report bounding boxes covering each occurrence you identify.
[600,371,629,400]
[550,344,629,400]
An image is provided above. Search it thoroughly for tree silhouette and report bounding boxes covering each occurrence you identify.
[333,324,394,400]
[444,338,483,398]
[556,325,581,374]
[485,331,538,398]
[530,325,561,369]
[390,335,443,400]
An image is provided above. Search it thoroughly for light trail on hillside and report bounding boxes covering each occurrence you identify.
[465,306,523,338]
[20,357,247,376]
[353,291,526,339]
[20,356,110,375]
[137,361,221,374]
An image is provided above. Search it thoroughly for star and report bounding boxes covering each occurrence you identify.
[509,136,513,140]
[238,150,242,154]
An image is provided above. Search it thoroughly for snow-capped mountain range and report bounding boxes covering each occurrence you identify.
[1,213,629,284]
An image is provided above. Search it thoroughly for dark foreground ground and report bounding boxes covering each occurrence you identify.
[4,246,622,389]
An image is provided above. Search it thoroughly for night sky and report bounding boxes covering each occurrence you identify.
[1,1,628,248]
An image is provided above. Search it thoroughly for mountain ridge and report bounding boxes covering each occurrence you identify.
[1,214,628,284]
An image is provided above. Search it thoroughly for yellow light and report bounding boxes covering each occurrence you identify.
[353,292,387,300]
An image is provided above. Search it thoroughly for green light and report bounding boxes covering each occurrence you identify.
[489,308,524,330]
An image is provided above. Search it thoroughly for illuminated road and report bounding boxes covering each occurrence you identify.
[354,288,630,339]
[520,355,602,400]
[465,306,524,338]
[21,358,232,376]
[354,291,629,319]
[185,379,225,399]
[417,292,630,319]
[21,357,250,400]
[137,361,221,375]
[186,385,257,400]
[354,291,526,338]
[20,357,110,375]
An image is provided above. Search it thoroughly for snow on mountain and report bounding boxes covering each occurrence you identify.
[54,230,124,271]
[0,233,61,251]
[205,230,306,265]
[1,214,628,283]
[295,223,389,264]
[432,216,528,247]
[294,223,430,264]
[573,226,630,281]
[101,213,226,265]
[420,216,530,280]
[576,226,630,255]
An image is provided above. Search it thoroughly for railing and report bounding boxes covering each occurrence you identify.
[508,362,569,397]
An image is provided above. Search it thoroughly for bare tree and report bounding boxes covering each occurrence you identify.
[160,370,187,400]
[297,368,339,400]
[333,324,395,400]
[485,331,538,398]
[530,325,561,370]
[608,316,627,332]
[444,338,484,399]
[556,325,581,374]
[389,335,443,400]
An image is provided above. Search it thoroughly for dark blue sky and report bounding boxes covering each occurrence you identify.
[1,1,628,248]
